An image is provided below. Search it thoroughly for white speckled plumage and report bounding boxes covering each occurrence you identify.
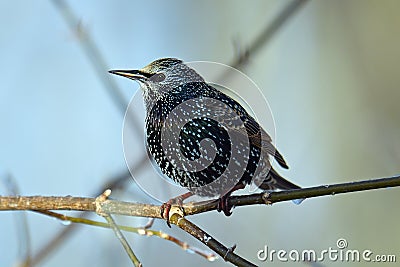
[110,58,300,200]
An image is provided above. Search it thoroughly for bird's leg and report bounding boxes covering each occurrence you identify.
[161,191,193,227]
[217,183,246,216]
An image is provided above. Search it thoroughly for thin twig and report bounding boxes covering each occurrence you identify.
[96,190,141,267]
[169,213,256,267]
[104,214,142,267]
[141,218,155,229]
[34,210,216,261]
[27,168,139,266]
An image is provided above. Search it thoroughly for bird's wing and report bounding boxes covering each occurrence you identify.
[148,82,289,169]
[246,117,289,169]
[210,91,289,169]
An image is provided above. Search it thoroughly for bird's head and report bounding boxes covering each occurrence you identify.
[109,58,204,108]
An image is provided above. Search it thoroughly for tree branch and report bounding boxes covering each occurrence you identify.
[3,175,398,215]
[96,190,142,267]
[169,213,256,267]
[184,174,400,214]
[2,175,399,266]
[35,210,217,261]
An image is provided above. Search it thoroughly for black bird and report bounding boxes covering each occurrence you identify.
[109,58,300,221]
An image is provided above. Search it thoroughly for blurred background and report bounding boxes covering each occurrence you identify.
[1,0,399,266]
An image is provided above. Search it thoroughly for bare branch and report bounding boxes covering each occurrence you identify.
[96,190,142,266]
[2,175,400,215]
[184,175,400,214]
[35,210,216,261]
[2,174,400,266]
[169,213,256,267]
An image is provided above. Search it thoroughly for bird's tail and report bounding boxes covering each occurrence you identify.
[258,167,300,191]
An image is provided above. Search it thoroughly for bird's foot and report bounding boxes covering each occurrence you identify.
[160,201,173,227]
[217,195,233,216]
[161,192,193,227]
[217,183,246,216]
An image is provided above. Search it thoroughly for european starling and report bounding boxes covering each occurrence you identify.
[109,58,300,219]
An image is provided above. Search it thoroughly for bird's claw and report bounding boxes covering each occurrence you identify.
[160,201,172,227]
[217,195,233,216]
[160,196,186,227]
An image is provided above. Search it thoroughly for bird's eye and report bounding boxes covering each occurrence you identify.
[149,73,166,83]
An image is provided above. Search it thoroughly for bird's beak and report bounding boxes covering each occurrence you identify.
[108,69,148,81]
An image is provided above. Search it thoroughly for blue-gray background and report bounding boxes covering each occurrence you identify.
[1,1,399,266]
